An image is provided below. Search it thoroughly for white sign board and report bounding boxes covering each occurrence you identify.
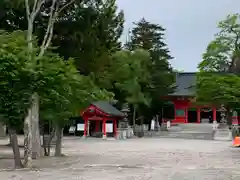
[212,121,218,130]
[167,121,171,129]
[69,126,76,133]
[77,123,84,131]
[151,119,155,130]
[106,123,113,133]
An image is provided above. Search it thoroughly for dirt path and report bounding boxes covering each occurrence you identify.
[0,137,240,179]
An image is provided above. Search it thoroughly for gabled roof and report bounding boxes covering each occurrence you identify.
[92,101,125,117]
[170,72,196,96]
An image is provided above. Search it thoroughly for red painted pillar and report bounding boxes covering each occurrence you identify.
[113,119,117,138]
[102,119,107,138]
[197,108,201,123]
[213,108,217,122]
[185,108,188,123]
[95,121,99,132]
[84,118,88,137]
[173,106,176,123]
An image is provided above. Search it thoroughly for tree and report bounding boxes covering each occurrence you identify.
[38,54,114,156]
[0,0,124,78]
[199,14,240,73]
[125,18,174,124]
[22,0,78,167]
[197,14,240,127]
[0,0,77,167]
[0,0,121,164]
[51,0,124,78]
[0,30,38,168]
[106,49,152,132]
[0,30,113,167]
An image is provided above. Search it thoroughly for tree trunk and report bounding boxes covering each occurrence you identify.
[226,107,233,129]
[132,105,137,134]
[23,108,32,168]
[9,129,23,169]
[31,93,42,159]
[42,131,48,156]
[43,128,55,156]
[140,117,144,137]
[55,124,62,157]
[8,133,12,146]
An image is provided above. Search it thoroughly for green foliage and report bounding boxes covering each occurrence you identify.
[0,31,34,129]
[0,1,177,126]
[0,30,114,130]
[125,18,174,119]
[106,49,152,107]
[197,14,240,109]
[196,72,240,107]
[46,0,124,76]
[0,0,124,76]
[0,0,120,129]
[198,13,240,72]
[38,54,114,127]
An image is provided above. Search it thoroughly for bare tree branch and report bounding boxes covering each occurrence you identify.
[43,4,60,54]
[32,0,39,12]
[39,0,57,57]
[59,0,76,13]
[39,0,76,57]
[31,0,45,21]
[25,0,31,21]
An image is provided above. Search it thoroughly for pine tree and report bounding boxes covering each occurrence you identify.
[52,0,124,76]
[126,18,174,121]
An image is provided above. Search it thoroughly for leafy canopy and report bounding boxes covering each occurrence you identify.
[125,18,174,118]
[197,14,240,108]
[106,49,152,107]
[0,30,114,129]
[0,31,36,129]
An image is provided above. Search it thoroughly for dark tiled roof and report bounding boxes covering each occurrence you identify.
[92,101,125,117]
[170,72,196,96]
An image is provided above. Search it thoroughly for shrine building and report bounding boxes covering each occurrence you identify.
[81,101,126,138]
[164,72,239,124]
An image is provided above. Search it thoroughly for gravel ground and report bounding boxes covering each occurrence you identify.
[0,137,240,180]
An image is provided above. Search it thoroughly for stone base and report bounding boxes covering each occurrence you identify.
[116,128,133,140]
[102,135,107,140]
[0,124,6,138]
[213,129,232,141]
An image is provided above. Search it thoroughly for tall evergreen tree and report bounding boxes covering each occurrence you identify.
[0,0,124,77]
[52,0,124,76]
[125,18,174,121]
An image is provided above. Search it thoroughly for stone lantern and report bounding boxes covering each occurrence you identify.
[219,104,227,124]
[120,103,130,128]
[116,103,131,140]
[213,104,232,141]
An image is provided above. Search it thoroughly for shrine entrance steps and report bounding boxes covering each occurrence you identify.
[144,123,214,140]
[176,123,213,133]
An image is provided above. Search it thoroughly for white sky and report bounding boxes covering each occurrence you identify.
[117,0,240,71]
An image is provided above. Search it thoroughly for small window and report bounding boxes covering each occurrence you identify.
[176,109,185,116]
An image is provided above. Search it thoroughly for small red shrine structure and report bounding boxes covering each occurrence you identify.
[81,101,125,138]
[165,72,239,124]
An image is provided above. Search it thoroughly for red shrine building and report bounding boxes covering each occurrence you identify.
[165,72,239,124]
[81,101,125,138]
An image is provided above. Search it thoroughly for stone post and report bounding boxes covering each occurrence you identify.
[102,119,107,140]
[167,120,171,130]
[87,121,90,136]
[0,123,6,138]
[82,119,88,139]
